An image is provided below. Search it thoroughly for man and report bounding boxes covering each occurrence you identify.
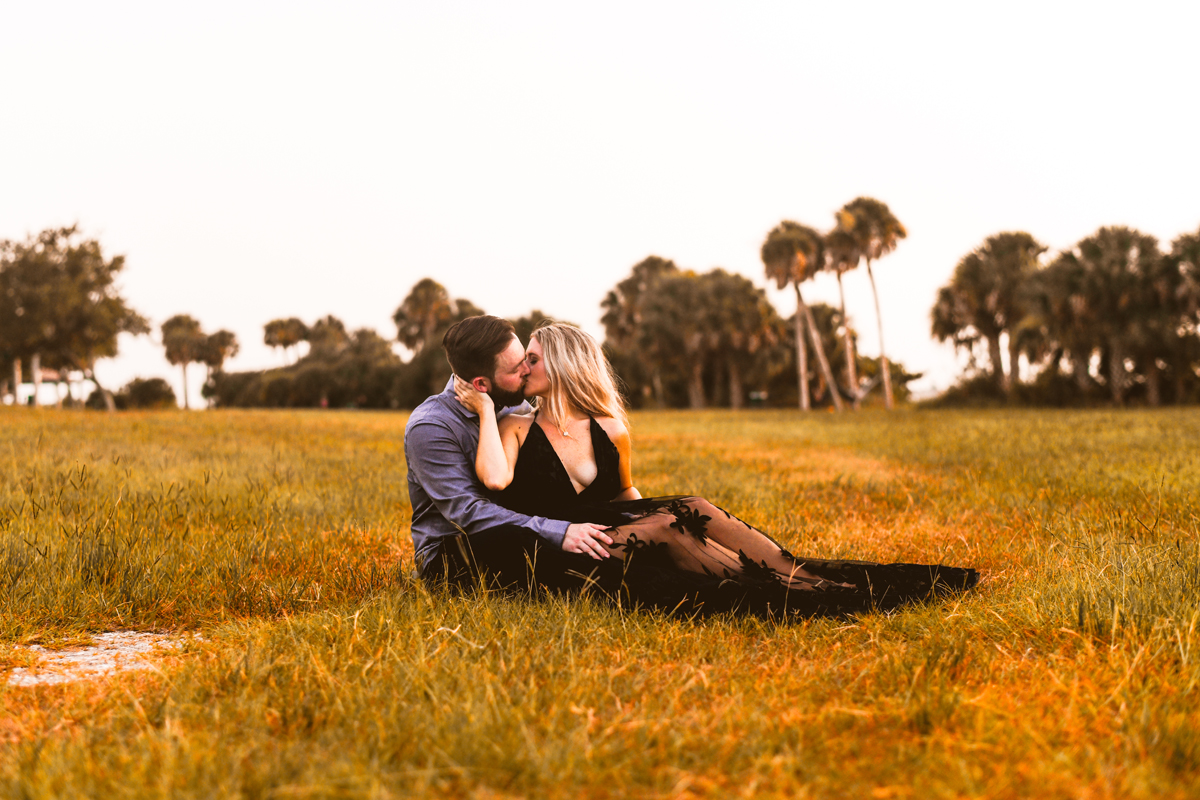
[404,315,613,590]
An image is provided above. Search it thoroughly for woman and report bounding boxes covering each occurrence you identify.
[454,323,977,617]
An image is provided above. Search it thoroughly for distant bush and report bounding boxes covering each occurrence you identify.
[124,377,178,409]
[919,375,1008,409]
[87,377,178,410]
[922,368,1155,409]
[208,351,418,410]
[204,370,264,407]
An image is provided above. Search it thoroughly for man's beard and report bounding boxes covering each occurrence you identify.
[487,383,527,410]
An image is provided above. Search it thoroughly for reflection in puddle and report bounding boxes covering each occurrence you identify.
[7,632,191,688]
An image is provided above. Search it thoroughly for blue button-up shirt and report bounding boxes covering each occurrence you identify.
[404,379,570,573]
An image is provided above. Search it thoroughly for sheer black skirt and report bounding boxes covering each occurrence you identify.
[491,495,978,619]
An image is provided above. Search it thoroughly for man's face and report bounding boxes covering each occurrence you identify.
[471,335,530,408]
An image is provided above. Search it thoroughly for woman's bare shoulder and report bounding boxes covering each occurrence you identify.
[594,415,630,443]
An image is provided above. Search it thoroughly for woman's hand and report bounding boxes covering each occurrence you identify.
[454,375,494,415]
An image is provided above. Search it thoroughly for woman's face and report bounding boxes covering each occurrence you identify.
[524,336,550,398]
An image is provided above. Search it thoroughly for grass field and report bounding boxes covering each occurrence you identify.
[2,406,1199,798]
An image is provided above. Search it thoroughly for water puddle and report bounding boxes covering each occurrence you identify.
[6,632,192,688]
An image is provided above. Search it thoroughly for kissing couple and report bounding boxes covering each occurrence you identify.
[404,315,978,618]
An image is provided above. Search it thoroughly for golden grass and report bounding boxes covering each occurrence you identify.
[2,406,1199,798]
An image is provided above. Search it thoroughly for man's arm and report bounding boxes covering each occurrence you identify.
[406,420,569,547]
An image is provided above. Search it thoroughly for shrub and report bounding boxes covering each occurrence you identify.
[86,377,178,410]
[123,377,178,409]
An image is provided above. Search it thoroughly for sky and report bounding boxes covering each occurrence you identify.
[3,1,1199,407]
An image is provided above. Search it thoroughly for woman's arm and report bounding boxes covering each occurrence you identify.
[600,418,642,501]
[453,376,523,491]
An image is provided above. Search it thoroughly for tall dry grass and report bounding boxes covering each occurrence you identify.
[1,410,408,638]
[2,406,1198,797]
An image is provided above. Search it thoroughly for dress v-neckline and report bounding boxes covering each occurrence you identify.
[530,417,599,496]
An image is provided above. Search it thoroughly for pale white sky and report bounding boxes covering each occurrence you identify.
[3,1,1199,407]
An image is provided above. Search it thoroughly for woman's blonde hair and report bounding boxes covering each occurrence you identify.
[531,322,628,435]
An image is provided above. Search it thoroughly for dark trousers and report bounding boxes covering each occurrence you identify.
[421,525,615,595]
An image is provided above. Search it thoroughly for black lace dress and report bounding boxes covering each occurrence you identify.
[497,418,979,618]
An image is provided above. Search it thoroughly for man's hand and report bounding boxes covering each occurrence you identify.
[563,523,614,560]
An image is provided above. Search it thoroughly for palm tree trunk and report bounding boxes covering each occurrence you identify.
[181,363,191,410]
[710,356,725,407]
[1107,340,1126,407]
[864,260,893,409]
[813,371,829,403]
[793,299,810,411]
[796,285,844,412]
[987,335,1006,393]
[728,355,744,410]
[1006,334,1021,400]
[836,272,859,408]
[31,353,41,408]
[1145,359,1162,407]
[687,359,705,409]
[651,369,665,409]
[1071,351,1092,393]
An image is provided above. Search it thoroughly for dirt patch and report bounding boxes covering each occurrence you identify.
[6,632,192,688]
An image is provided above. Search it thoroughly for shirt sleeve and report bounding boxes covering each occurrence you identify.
[405,419,569,548]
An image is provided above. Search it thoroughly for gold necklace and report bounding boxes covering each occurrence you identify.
[558,415,589,438]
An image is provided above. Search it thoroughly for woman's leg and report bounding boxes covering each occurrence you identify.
[602,497,839,591]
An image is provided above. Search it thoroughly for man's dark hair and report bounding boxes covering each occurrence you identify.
[442,315,517,381]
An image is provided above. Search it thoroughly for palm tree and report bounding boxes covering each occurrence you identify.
[393,278,456,355]
[264,318,308,364]
[636,271,712,409]
[702,269,782,409]
[200,329,239,406]
[307,315,350,360]
[1078,226,1161,406]
[835,198,907,408]
[1165,227,1200,402]
[824,227,863,406]
[931,232,1046,398]
[1172,227,1200,307]
[760,221,844,411]
[601,256,680,407]
[1022,252,1097,395]
[161,314,207,409]
[1127,228,1200,406]
[1028,227,1162,406]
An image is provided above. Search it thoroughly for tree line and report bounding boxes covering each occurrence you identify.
[209,270,908,411]
[207,281,579,410]
[932,225,1200,406]
[1,219,914,412]
[6,211,1198,411]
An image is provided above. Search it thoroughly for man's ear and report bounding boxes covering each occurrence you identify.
[471,377,491,393]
